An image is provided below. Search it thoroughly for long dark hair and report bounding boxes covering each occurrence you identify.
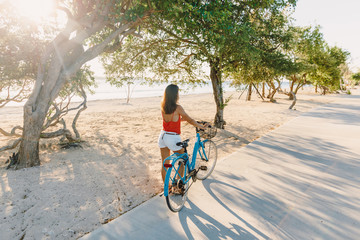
[161,84,179,114]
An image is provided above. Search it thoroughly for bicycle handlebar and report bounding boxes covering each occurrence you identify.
[196,121,212,132]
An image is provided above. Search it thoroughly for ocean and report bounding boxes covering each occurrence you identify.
[1,77,292,107]
[84,78,237,102]
[1,77,237,107]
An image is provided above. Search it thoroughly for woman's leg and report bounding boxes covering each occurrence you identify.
[174,149,185,177]
[174,149,184,155]
[160,147,170,182]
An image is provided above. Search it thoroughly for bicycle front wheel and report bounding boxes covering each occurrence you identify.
[165,158,189,212]
[196,140,217,180]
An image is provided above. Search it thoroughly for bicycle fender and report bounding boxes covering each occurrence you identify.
[163,166,172,197]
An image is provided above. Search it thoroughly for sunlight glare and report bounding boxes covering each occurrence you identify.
[11,0,55,23]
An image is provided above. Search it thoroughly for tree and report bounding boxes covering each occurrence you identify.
[352,72,360,85]
[157,0,299,128]
[308,45,349,94]
[103,0,297,129]
[229,50,296,102]
[339,63,352,90]
[1,64,95,165]
[228,14,298,103]
[287,26,349,95]
[282,26,321,99]
[2,0,157,168]
[1,3,96,168]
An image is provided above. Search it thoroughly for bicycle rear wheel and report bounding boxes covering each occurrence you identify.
[165,158,189,212]
[196,140,217,180]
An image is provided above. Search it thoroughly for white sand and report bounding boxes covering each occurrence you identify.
[0,88,339,239]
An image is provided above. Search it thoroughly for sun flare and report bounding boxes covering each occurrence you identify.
[10,0,55,23]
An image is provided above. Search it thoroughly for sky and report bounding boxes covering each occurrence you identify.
[2,0,359,74]
[292,0,360,71]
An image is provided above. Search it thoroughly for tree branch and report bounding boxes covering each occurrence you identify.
[0,80,30,108]
[40,128,76,142]
[65,16,149,77]
[0,138,21,152]
[0,126,23,137]
[176,53,195,68]
[72,83,87,139]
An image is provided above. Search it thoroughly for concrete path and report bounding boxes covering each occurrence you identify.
[81,93,360,240]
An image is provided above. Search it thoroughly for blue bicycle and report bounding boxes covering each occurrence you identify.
[163,122,217,212]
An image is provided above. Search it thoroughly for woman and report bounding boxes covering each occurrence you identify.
[158,84,206,181]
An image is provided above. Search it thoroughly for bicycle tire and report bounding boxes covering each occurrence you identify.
[165,158,189,212]
[196,140,217,180]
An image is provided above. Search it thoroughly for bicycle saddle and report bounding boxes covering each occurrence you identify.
[176,139,190,148]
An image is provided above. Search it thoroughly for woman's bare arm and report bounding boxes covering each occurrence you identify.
[177,105,206,129]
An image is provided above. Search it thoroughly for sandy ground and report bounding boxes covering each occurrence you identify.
[0,87,340,239]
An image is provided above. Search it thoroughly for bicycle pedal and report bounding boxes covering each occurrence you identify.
[189,169,197,176]
[199,166,207,171]
[170,186,185,195]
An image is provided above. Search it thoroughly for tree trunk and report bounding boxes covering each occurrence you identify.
[268,80,278,102]
[17,115,42,168]
[247,83,253,101]
[322,87,327,95]
[262,82,265,98]
[289,75,296,100]
[294,82,304,95]
[294,74,307,95]
[252,83,264,101]
[18,71,67,167]
[289,91,297,110]
[210,61,226,129]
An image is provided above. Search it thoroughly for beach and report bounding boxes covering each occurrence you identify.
[0,88,339,239]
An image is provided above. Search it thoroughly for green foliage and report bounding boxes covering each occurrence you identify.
[308,45,349,92]
[58,65,96,99]
[285,25,349,93]
[0,3,43,81]
[102,0,298,91]
[152,0,263,66]
[122,2,148,22]
[285,26,323,77]
[87,0,155,48]
[225,4,297,89]
[0,1,97,107]
[0,2,49,106]
[220,94,233,110]
[101,30,208,88]
[352,72,360,85]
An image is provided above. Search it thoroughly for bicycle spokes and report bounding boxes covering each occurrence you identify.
[165,158,189,212]
[196,140,217,180]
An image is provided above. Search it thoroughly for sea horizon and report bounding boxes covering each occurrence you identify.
[1,76,292,107]
[1,77,237,107]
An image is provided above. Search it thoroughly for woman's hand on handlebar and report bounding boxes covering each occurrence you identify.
[196,121,210,130]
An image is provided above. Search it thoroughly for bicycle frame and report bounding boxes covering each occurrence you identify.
[163,132,209,197]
